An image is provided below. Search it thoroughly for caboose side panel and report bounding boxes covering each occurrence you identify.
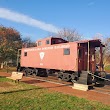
[20,43,78,71]
[21,47,39,68]
[41,43,78,71]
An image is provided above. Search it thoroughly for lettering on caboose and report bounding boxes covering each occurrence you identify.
[24,44,70,52]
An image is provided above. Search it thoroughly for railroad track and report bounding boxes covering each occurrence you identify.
[28,74,73,85]
[93,79,110,95]
[25,74,110,95]
[93,85,110,95]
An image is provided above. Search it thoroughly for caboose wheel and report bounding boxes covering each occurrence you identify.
[87,74,92,85]
[62,73,71,82]
[38,69,48,77]
[57,72,63,80]
[23,68,28,76]
[28,68,34,75]
[71,72,79,82]
[34,69,38,76]
[58,72,71,82]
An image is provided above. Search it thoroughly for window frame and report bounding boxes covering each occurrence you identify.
[38,41,42,46]
[63,48,70,55]
[46,40,50,44]
[24,52,27,56]
[52,40,56,44]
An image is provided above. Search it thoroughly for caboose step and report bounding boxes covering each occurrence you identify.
[77,77,87,85]
[77,80,87,85]
[77,71,88,85]
[80,71,88,77]
[72,83,88,91]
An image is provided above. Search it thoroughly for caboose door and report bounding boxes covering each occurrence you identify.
[78,46,85,71]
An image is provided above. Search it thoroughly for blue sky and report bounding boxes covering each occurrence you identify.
[0,0,110,41]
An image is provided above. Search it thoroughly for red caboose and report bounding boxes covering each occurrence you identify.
[17,37,106,85]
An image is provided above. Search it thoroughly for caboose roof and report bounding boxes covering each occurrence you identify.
[75,39,104,47]
[75,39,100,43]
[36,37,68,43]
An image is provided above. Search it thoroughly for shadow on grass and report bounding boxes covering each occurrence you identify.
[0,87,43,94]
[0,76,11,82]
[0,76,6,78]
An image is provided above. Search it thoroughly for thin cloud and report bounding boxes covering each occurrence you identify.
[88,2,95,6]
[0,8,60,33]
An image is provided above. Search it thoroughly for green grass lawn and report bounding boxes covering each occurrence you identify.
[0,77,110,110]
[105,65,110,73]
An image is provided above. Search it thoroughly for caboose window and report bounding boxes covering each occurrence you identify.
[58,39,62,43]
[52,40,56,44]
[46,40,50,44]
[64,48,70,55]
[78,49,82,58]
[38,41,42,46]
[24,52,27,56]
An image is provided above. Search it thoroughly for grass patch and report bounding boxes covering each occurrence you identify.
[0,77,110,110]
[105,65,110,73]
[0,76,40,94]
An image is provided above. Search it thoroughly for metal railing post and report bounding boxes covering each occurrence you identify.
[87,41,90,72]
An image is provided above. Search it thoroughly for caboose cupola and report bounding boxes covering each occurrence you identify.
[36,37,68,46]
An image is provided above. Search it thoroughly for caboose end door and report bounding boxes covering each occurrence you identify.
[78,46,85,71]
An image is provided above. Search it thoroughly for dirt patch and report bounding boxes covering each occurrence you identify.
[0,72,11,77]
[0,82,13,87]
[22,79,45,84]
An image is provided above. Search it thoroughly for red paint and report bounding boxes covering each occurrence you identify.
[20,37,103,72]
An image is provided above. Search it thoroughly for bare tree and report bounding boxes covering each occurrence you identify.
[93,34,110,66]
[22,37,36,48]
[56,28,82,42]
[103,37,110,66]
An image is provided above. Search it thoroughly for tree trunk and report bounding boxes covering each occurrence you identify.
[0,62,4,69]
